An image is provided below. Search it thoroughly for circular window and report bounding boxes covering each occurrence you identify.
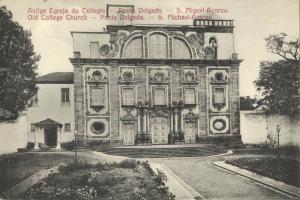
[213,119,226,131]
[90,121,105,134]
[99,44,110,56]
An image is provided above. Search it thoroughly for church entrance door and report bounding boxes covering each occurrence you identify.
[151,117,168,144]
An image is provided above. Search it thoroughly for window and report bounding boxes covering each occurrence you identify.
[149,33,167,59]
[61,88,70,104]
[90,42,99,58]
[184,88,196,104]
[64,123,71,132]
[90,87,105,107]
[213,87,225,104]
[154,88,166,105]
[173,38,191,59]
[122,87,134,106]
[124,37,143,58]
[90,121,105,134]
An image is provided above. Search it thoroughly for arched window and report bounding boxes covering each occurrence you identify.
[173,38,191,59]
[124,37,143,58]
[148,33,167,59]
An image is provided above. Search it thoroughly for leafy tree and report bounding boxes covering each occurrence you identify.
[265,33,299,61]
[254,33,299,117]
[0,6,40,119]
[240,96,256,110]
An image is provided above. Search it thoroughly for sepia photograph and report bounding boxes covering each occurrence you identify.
[0,0,299,199]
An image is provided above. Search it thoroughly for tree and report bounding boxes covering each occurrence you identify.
[0,6,40,120]
[265,33,299,61]
[254,33,300,117]
[240,96,256,110]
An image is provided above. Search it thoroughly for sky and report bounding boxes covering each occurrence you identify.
[1,0,299,97]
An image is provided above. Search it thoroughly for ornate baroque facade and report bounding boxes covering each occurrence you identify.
[70,18,242,145]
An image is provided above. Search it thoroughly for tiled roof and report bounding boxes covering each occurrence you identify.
[37,72,74,84]
[32,118,63,127]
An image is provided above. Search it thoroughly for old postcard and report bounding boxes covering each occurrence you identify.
[0,0,299,199]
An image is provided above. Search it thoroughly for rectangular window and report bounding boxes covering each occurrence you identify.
[154,88,166,105]
[90,87,105,107]
[64,123,71,132]
[184,88,196,104]
[61,88,70,103]
[214,87,225,104]
[90,42,99,58]
[122,87,134,106]
[149,34,167,59]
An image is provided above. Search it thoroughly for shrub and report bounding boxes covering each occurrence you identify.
[279,144,300,156]
[45,172,62,186]
[62,141,75,151]
[266,133,277,148]
[26,142,34,150]
[77,173,90,186]
[120,159,137,169]
[59,161,94,174]
[90,172,125,186]
[27,184,97,200]
[94,162,111,171]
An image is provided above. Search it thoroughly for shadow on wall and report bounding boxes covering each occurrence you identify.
[240,111,300,145]
[0,115,28,154]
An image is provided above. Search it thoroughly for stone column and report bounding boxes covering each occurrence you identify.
[137,110,141,133]
[143,112,147,133]
[56,127,61,150]
[170,112,173,132]
[174,111,178,132]
[178,110,182,132]
[34,126,39,150]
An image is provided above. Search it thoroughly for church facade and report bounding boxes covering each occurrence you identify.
[70,18,242,145]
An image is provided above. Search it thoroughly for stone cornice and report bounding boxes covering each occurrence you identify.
[106,25,234,33]
[69,58,243,66]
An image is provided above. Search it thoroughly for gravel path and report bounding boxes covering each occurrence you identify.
[147,155,294,200]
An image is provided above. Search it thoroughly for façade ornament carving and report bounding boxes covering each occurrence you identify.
[100,32,129,58]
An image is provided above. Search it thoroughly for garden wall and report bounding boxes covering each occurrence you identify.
[240,111,300,145]
[0,115,28,154]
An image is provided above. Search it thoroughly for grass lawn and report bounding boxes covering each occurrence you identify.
[0,152,102,194]
[20,160,169,200]
[99,146,226,158]
[226,157,300,187]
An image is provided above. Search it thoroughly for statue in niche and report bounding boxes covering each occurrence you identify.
[209,37,218,59]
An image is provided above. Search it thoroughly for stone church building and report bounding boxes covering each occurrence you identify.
[70,18,242,145]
